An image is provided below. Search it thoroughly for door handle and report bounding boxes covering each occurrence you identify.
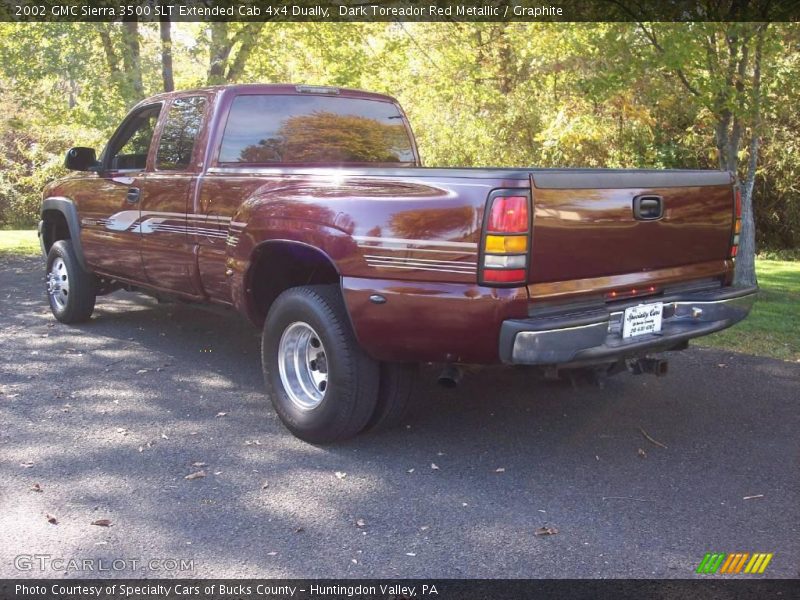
[126,187,140,204]
[633,195,663,220]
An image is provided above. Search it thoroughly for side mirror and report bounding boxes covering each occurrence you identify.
[64,147,98,171]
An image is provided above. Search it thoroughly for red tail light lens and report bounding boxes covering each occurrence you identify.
[483,268,527,283]
[487,196,528,233]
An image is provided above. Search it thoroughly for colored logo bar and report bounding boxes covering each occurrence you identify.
[696,552,773,574]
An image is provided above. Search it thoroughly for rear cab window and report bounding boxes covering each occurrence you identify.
[217,94,416,166]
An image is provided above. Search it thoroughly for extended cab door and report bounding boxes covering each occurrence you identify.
[80,104,161,282]
[140,95,210,295]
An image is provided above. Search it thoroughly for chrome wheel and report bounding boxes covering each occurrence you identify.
[46,257,69,309]
[278,321,328,410]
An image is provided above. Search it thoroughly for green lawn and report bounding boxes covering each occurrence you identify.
[697,260,800,362]
[0,228,796,361]
[0,229,39,257]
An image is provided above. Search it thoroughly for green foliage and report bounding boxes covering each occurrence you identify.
[0,230,39,257]
[698,260,800,362]
[0,21,797,250]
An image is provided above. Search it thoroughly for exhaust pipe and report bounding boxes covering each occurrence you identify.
[629,357,669,377]
[437,364,463,388]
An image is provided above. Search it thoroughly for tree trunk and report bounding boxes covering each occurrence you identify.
[160,17,174,92]
[734,25,766,288]
[121,21,144,100]
[225,23,265,82]
[207,23,231,85]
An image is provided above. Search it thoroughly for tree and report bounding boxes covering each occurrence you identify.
[207,22,265,84]
[159,9,174,92]
[637,21,772,286]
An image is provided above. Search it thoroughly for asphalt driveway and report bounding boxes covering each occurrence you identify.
[1,255,798,579]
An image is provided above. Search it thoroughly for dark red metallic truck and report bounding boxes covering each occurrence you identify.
[40,83,756,442]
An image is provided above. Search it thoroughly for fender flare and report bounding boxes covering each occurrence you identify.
[41,196,89,271]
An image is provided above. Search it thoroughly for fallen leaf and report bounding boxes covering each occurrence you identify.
[638,448,647,458]
[356,519,366,528]
[184,470,207,480]
[31,483,42,493]
[495,467,506,473]
[91,519,112,527]
[431,463,439,470]
[335,471,347,480]
[46,514,58,525]
[215,412,228,418]
[534,526,559,536]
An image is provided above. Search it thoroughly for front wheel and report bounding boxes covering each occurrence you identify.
[261,285,379,443]
[45,240,96,323]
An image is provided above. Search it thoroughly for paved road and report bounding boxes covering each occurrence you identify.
[1,255,798,579]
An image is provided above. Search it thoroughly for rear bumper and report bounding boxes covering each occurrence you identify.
[500,285,758,365]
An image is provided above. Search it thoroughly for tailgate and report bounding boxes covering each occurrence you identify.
[528,170,735,284]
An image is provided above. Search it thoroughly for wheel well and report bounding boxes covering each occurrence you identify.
[41,209,71,253]
[247,242,340,325]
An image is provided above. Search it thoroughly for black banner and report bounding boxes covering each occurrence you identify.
[2,579,800,600]
[0,0,798,23]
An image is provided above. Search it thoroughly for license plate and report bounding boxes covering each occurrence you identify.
[622,302,664,339]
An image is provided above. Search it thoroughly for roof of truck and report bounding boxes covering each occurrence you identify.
[136,83,398,105]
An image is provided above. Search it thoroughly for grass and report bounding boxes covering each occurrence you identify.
[697,260,800,363]
[0,229,39,257]
[0,229,796,361]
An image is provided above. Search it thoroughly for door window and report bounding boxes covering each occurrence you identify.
[106,104,161,171]
[156,96,207,171]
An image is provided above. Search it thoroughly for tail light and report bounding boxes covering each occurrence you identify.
[479,191,530,286]
[730,185,742,259]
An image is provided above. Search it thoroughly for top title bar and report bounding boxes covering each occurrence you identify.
[1,0,798,22]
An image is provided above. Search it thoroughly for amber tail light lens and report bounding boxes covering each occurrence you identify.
[480,192,531,287]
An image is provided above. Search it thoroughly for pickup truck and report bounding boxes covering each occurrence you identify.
[40,83,756,443]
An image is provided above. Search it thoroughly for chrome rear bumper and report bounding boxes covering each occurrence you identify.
[500,285,758,365]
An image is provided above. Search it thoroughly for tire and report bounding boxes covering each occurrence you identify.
[364,363,419,433]
[45,240,96,324]
[261,285,379,443]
